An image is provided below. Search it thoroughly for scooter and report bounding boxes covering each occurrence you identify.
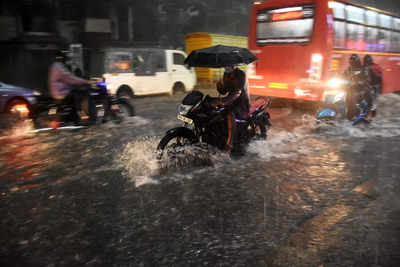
[316,78,373,126]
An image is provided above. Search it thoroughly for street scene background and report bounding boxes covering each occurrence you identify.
[1,0,400,266]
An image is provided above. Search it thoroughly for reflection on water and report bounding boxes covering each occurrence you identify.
[0,135,56,187]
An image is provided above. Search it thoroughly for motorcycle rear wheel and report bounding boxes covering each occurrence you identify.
[110,98,135,124]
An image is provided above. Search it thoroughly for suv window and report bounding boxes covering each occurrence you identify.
[173,53,186,65]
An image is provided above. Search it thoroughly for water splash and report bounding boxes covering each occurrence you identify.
[117,136,161,186]
[311,93,400,139]
[117,135,231,186]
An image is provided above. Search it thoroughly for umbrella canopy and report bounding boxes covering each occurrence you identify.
[184,45,258,68]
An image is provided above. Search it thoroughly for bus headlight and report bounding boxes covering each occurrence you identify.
[328,78,344,89]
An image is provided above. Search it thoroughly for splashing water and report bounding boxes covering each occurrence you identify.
[117,136,161,186]
[117,93,400,186]
[312,93,400,138]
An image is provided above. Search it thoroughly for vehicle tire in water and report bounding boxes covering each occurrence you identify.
[110,98,135,124]
[33,111,58,129]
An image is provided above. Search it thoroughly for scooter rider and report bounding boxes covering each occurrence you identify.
[48,50,96,124]
[343,54,373,119]
[210,65,250,156]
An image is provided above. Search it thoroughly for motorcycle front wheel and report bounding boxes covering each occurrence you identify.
[157,131,196,158]
[157,130,205,170]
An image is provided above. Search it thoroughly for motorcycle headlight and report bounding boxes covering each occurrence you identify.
[33,90,41,96]
[178,104,193,115]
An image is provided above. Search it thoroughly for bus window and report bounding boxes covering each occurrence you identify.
[331,2,345,19]
[333,21,346,48]
[378,30,391,51]
[392,32,400,52]
[346,5,365,24]
[366,27,379,51]
[366,10,378,26]
[256,6,314,44]
[394,18,400,31]
[346,23,365,50]
[379,14,392,29]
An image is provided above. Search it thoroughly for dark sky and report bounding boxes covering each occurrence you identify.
[353,0,400,14]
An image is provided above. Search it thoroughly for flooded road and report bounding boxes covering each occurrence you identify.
[1,92,400,266]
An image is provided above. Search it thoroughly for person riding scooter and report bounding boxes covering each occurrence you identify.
[48,50,96,124]
[210,66,250,156]
[343,54,373,120]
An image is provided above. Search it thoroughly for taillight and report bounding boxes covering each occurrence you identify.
[309,53,323,81]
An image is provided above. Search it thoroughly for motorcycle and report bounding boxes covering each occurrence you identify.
[316,76,374,126]
[157,90,272,159]
[32,81,135,129]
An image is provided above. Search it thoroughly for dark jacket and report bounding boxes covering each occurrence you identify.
[218,68,250,119]
[343,65,370,91]
[365,63,383,90]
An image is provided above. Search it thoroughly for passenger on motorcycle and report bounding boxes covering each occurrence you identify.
[363,55,383,96]
[343,54,373,119]
[48,50,95,124]
[210,66,250,156]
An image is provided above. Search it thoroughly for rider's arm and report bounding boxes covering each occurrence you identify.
[218,88,242,106]
[56,63,90,86]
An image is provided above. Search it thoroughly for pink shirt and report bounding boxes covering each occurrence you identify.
[48,62,88,100]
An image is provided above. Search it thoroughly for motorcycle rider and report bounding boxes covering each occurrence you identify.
[48,50,96,124]
[210,65,250,156]
[343,54,373,120]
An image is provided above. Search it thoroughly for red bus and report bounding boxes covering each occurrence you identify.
[247,0,400,102]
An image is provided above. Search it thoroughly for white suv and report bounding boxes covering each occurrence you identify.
[102,48,197,98]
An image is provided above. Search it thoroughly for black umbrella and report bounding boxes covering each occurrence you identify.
[184,45,258,68]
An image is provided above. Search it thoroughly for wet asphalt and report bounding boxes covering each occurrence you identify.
[1,91,400,267]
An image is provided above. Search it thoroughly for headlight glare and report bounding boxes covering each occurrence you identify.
[328,78,344,89]
[33,90,41,96]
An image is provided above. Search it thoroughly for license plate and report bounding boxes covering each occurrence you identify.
[97,110,105,117]
[177,114,193,124]
[48,107,57,115]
